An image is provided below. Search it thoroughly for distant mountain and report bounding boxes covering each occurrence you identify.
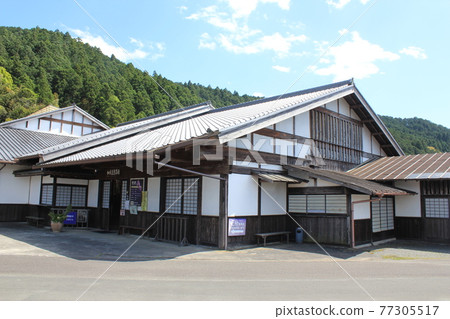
[380,115,449,155]
[0,26,257,126]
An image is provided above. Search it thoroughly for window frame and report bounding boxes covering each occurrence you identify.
[163,177,200,215]
[40,183,88,208]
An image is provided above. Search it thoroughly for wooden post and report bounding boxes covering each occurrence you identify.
[257,179,262,233]
[218,174,228,250]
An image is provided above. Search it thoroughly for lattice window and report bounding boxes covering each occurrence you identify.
[372,197,394,233]
[71,186,86,207]
[121,180,128,210]
[55,185,71,207]
[40,184,53,205]
[165,179,182,214]
[102,181,111,209]
[183,178,198,215]
[288,194,346,214]
[425,198,449,218]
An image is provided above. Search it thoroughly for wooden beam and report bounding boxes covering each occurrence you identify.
[40,116,103,130]
[218,174,228,250]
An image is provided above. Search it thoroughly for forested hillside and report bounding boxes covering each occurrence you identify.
[0,26,256,126]
[0,27,448,155]
[380,116,449,155]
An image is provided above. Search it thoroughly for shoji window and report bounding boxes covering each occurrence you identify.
[102,181,111,209]
[289,194,346,214]
[40,184,53,205]
[371,197,394,232]
[165,178,199,215]
[425,198,449,218]
[120,180,128,210]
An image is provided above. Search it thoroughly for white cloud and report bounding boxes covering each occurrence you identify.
[326,0,370,9]
[313,31,400,81]
[326,0,351,9]
[199,33,216,50]
[253,92,265,97]
[399,46,427,59]
[187,1,302,57]
[272,65,290,72]
[70,29,164,61]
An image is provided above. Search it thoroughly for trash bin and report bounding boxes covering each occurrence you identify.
[295,227,304,243]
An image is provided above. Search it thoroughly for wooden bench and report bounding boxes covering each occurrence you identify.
[255,231,290,246]
[25,216,45,227]
[119,225,147,235]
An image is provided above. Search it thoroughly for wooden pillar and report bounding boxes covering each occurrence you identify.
[218,174,228,250]
[257,179,262,233]
[196,177,203,245]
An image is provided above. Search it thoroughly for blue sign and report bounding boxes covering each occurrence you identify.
[64,211,77,225]
[228,218,246,236]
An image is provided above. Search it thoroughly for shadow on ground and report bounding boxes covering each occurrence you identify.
[0,222,212,262]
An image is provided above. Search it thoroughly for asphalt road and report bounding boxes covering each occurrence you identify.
[1,222,450,301]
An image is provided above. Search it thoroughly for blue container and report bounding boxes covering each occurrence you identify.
[295,227,304,243]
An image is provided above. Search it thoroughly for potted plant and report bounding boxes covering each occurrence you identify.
[48,205,71,232]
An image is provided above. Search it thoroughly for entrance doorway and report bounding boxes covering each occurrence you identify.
[108,180,122,230]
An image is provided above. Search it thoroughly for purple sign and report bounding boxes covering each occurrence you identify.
[228,218,246,236]
[64,211,77,225]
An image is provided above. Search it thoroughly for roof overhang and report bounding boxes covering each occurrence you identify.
[253,172,306,183]
[285,165,413,197]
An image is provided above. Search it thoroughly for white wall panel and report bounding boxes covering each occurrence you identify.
[362,126,372,153]
[202,176,220,216]
[228,174,258,216]
[147,177,161,212]
[275,118,293,134]
[394,181,421,217]
[294,112,310,138]
[253,134,273,153]
[261,182,286,215]
[87,180,99,207]
[352,194,371,220]
[326,101,338,112]
[0,165,30,204]
[339,98,351,116]
[29,176,41,205]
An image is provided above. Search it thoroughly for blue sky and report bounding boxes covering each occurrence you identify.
[1,0,449,127]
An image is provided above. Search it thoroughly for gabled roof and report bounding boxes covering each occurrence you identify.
[0,127,77,163]
[28,105,60,116]
[37,80,402,167]
[285,165,411,197]
[348,153,450,180]
[19,102,214,163]
[0,104,109,131]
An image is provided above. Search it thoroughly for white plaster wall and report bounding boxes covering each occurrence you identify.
[294,112,310,138]
[339,98,351,117]
[234,134,252,150]
[372,135,381,156]
[326,101,338,112]
[394,181,421,217]
[253,134,273,153]
[50,121,61,134]
[202,176,220,216]
[28,119,39,130]
[261,182,286,215]
[352,194,371,220]
[29,176,41,205]
[275,118,293,134]
[74,112,83,123]
[228,174,258,216]
[40,120,51,131]
[57,178,88,186]
[87,180,99,207]
[62,123,72,135]
[295,143,310,160]
[42,176,54,184]
[73,125,82,136]
[362,126,372,153]
[274,138,294,156]
[63,110,73,121]
[0,164,31,204]
[147,177,161,212]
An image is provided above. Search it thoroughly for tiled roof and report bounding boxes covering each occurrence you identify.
[348,153,450,180]
[28,105,60,116]
[40,80,356,167]
[0,128,77,163]
[285,166,411,196]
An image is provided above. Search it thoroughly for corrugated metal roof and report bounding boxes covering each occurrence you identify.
[348,153,450,180]
[0,128,77,163]
[285,166,411,196]
[256,173,301,183]
[20,102,214,162]
[40,81,355,167]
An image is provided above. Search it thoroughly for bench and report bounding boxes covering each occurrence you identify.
[119,225,148,236]
[25,216,45,227]
[255,231,291,246]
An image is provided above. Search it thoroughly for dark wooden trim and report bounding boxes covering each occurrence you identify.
[315,106,362,125]
[219,174,228,249]
[254,127,306,144]
[288,186,346,195]
[196,177,203,245]
[159,177,166,214]
[40,116,103,130]
[257,179,262,233]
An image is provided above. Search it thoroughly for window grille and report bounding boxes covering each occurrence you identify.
[102,181,111,209]
[71,186,86,207]
[121,180,128,210]
[40,184,53,205]
[372,197,394,232]
[183,178,198,215]
[165,178,199,215]
[55,185,71,207]
[425,198,449,218]
[288,194,346,214]
[165,179,182,214]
